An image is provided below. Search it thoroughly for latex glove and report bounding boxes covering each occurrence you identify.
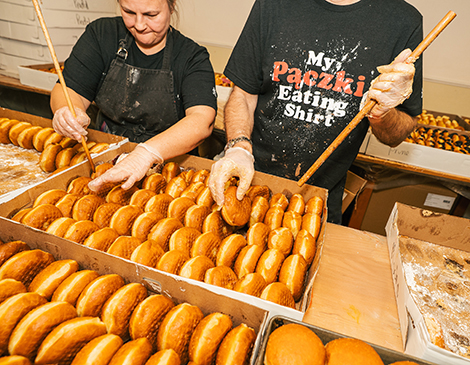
[208,147,255,206]
[88,143,163,192]
[361,49,415,119]
[52,106,90,141]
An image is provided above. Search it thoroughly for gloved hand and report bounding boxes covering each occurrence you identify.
[208,147,255,206]
[52,106,90,141]
[88,143,164,192]
[361,49,415,119]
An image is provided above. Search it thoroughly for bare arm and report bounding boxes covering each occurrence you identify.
[368,109,418,147]
[223,86,258,153]
[50,83,91,113]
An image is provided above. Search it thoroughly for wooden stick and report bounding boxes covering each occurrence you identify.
[31,0,96,173]
[297,10,457,187]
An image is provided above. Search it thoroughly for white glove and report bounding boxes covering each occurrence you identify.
[52,106,90,141]
[361,49,415,119]
[88,143,164,192]
[208,147,255,206]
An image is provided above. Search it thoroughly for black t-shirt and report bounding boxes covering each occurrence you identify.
[224,0,423,223]
[62,17,217,121]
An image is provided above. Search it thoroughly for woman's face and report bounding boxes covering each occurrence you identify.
[119,0,173,54]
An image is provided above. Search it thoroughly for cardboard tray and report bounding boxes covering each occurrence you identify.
[255,315,438,365]
[18,63,61,91]
[386,203,470,364]
[0,216,269,365]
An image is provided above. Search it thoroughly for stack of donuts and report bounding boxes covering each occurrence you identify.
[404,125,470,154]
[0,239,257,365]
[0,117,110,173]
[10,160,324,309]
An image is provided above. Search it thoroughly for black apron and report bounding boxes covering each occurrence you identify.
[95,30,179,143]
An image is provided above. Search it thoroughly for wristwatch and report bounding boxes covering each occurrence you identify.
[224,136,252,152]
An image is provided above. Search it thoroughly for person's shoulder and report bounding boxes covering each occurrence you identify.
[86,16,126,37]
[376,0,422,19]
[170,27,209,57]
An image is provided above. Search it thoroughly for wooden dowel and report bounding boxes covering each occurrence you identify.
[31,0,96,173]
[297,10,457,187]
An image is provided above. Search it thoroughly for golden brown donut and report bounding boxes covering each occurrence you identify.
[144,193,174,218]
[204,265,238,290]
[267,227,294,256]
[292,229,316,267]
[130,189,157,210]
[10,209,31,223]
[20,204,63,231]
[0,292,47,357]
[33,189,67,208]
[43,131,63,150]
[107,236,143,260]
[190,169,210,185]
[269,192,289,211]
[255,248,285,285]
[108,337,153,365]
[260,282,296,309]
[168,197,196,223]
[83,227,120,251]
[34,316,107,365]
[278,254,308,301]
[0,355,32,365]
[89,142,110,154]
[32,127,54,152]
[265,323,325,365]
[0,119,20,144]
[249,195,270,227]
[70,334,123,365]
[132,211,163,242]
[145,349,181,365]
[388,362,420,365]
[301,213,321,241]
[39,144,63,172]
[8,301,77,360]
[215,323,256,365]
[168,227,201,258]
[324,338,384,365]
[156,250,189,275]
[93,202,123,229]
[221,186,251,227]
[264,206,284,231]
[216,234,247,268]
[130,240,165,268]
[28,259,79,300]
[179,256,214,281]
[305,196,324,216]
[91,162,114,179]
[180,181,205,202]
[63,220,100,244]
[190,231,222,263]
[76,274,125,317]
[195,186,214,207]
[282,210,302,239]
[165,175,187,199]
[101,282,148,339]
[142,173,167,194]
[17,125,42,150]
[161,162,181,183]
[0,279,26,304]
[51,269,100,306]
[189,312,233,365]
[106,185,140,205]
[0,249,55,286]
[67,176,93,196]
[46,217,77,238]
[54,147,76,169]
[73,141,96,154]
[246,222,270,249]
[156,303,204,364]
[109,205,144,236]
[179,169,194,184]
[0,241,30,267]
[72,194,106,221]
[233,244,265,280]
[8,122,32,146]
[246,185,271,202]
[184,204,211,232]
[147,218,183,251]
[287,193,306,215]
[59,136,79,149]
[233,272,267,297]
[129,294,175,350]
[202,211,233,240]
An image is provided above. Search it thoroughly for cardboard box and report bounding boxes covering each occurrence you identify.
[419,109,470,132]
[0,37,72,63]
[0,151,328,320]
[1,0,118,13]
[0,217,268,365]
[355,181,458,236]
[386,203,470,364]
[18,63,61,91]
[0,52,45,77]
[255,316,438,365]
[342,170,367,213]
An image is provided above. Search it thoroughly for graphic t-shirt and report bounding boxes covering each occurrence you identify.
[224,0,423,223]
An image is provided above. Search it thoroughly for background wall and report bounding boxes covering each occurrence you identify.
[175,0,470,117]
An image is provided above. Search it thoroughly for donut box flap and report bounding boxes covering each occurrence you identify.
[0,217,269,365]
[385,203,470,364]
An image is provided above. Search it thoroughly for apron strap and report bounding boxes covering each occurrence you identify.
[115,33,132,65]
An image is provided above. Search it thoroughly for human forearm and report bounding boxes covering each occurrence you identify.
[369,108,417,147]
[50,84,90,113]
